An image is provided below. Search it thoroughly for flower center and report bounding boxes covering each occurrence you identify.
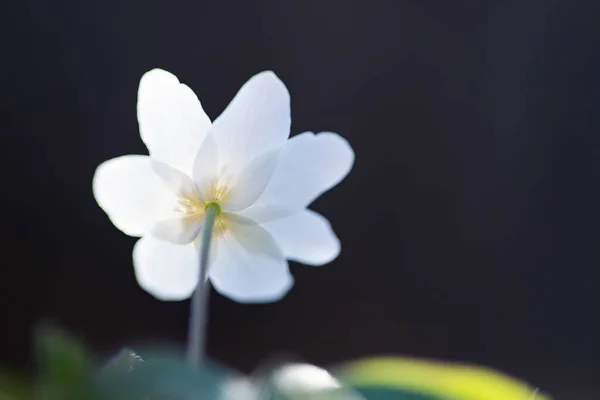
[204,201,222,215]
[204,200,228,238]
[177,194,228,238]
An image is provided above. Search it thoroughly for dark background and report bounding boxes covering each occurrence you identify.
[2,0,600,397]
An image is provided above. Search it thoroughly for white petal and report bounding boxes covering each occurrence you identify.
[219,377,260,400]
[208,215,293,303]
[211,71,290,172]
[249,132,354,214]
[272,364,342,394]
[151,216,203,245]
[223,150,280,211]
[192,133,219,201]
[93,155,175,236]
[263,209,340,266]
[137,69,212,174]
[133,236,199,301]
[193,235,219,272]
[236,204,296,224]
[152,160,199,199]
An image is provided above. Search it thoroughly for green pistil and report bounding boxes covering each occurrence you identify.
[204,201,222,215]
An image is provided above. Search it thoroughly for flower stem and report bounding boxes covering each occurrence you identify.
[187,202,220,367]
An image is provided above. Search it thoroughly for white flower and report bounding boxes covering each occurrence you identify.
[93,69,354,303]
[219,364,363,400]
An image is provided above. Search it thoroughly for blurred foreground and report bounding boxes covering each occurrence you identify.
[1,327,548,400]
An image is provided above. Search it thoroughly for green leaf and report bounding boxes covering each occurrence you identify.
[0,373,33,400]
[354,387,447,400]
[95,348,235,400]
[34,325,95,400]
[100,348,144,375]
[357,387,448,400]
[336,357,550,400]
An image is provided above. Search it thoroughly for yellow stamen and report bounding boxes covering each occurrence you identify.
[176,197,205,216]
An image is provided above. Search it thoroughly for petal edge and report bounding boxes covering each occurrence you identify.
[208,215,294,303]
[93,155,175,236]
[137,68,212,174]
[249,131,355,212]
[133,236,199,301]
[263,209,341,266]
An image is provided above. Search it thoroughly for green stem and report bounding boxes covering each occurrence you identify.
[187,202,220,367]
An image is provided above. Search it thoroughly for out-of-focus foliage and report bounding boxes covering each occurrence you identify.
[0,374,32,400]
[250,357,550,400]
[97,349,233,400]
[100,347,144,374]
[0,327,550,400]
[337,357,550,400]
[35,326,95,400]
[1,326,236,400]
